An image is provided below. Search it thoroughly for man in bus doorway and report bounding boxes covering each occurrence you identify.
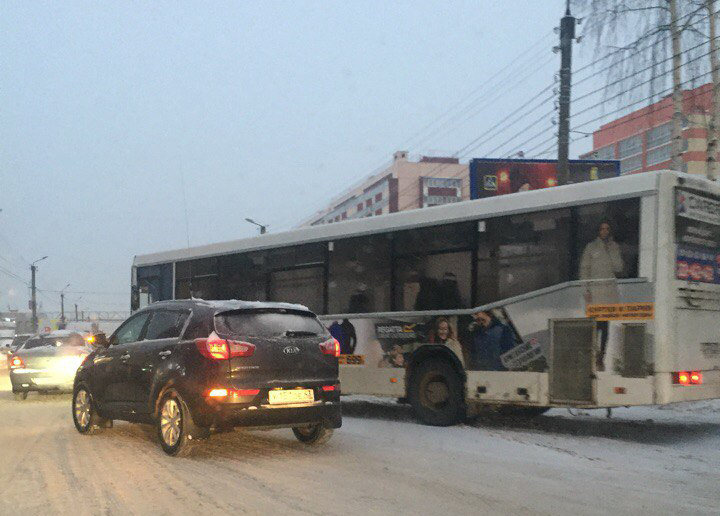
[579,219,624,370]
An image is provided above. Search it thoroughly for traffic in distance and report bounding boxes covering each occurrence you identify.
[131,170,720,425]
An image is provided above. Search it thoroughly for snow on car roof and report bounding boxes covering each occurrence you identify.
[151,298,312,313]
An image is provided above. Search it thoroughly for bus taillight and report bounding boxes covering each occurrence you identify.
[673,371,703,385]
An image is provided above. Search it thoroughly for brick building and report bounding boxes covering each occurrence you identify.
[300,151,469,226]
[580,83,715,176]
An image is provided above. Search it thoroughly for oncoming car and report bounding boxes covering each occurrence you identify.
[72,300,342,456]
[9,331,93,399]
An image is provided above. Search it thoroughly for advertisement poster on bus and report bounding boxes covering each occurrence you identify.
[329,308,548,373]
[328,280,655,376]
[675,189,720,284]
[469,158,619,200]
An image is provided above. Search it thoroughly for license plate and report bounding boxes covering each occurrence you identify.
[268,389,314,405]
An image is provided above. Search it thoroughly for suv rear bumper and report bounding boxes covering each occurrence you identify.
[214,400,342,429]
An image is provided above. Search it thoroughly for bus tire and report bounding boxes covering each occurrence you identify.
[409,358,465,426]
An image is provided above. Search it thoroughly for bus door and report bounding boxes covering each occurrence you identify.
[549,318,596,404]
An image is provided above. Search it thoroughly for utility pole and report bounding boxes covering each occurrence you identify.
[60,283,70,328]
[557,0,576,186]
[30,265,37,333]
[75,303,78,321]
[30,256,48,333]
[707,0,719,181]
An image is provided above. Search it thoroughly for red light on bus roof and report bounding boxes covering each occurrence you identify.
[690,372,702,385]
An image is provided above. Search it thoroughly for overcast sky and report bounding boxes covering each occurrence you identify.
[1,0,606,313]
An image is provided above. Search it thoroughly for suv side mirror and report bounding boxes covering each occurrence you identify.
[94,333,109,348]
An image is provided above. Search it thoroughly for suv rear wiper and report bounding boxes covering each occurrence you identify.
[282,330,318,337]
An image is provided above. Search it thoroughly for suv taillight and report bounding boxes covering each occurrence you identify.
[195,331,255,360]
[319,337,340,357]
[10,355,24,369]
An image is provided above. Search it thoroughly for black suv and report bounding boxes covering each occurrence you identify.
[72,300,341,456]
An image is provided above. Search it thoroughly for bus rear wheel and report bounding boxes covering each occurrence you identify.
[409,358,464,426]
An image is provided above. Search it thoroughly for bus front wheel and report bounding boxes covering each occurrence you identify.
[409,358,465,426]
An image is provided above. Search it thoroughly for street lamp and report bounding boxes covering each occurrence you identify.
[60,283,70,328]
[30,256,48,333]
[245,218,267,235]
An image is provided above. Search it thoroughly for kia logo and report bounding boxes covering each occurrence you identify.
[283,346,300,355]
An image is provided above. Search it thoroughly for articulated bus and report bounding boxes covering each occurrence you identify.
[132,170,720,425]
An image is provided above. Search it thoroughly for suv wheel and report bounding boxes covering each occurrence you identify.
[157,389,207,457]
[14,391,28,401]
[409,358,465,426]
[72,386,107,434]
[292,424,333,445]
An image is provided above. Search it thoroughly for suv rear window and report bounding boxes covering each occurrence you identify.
[215,309,327,338]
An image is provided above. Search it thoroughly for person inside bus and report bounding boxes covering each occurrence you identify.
[438,272,462,309]
[468,311,515,370]
[429,316,465,368]
[328,319,357,355]
[579,219,624,370]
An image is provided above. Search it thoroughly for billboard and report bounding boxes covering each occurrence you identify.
[469,158,619,199]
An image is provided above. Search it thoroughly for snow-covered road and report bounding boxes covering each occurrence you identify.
[0,369,718,516]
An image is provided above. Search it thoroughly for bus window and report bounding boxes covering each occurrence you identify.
[492,209,572,299]
[269,267,324,314]
[328,234,391,314]
[575,198,640,281]
[266,243,324,269]
[175,260,192,299]
[218,252,267,301]
[393,222,474,311]
[135,264,173,303]
[174,257,218,300]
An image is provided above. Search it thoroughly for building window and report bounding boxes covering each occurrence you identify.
[646,144,672,167]
[375,209,382,216]
[591,145,615,160]
[620,154,643,174]
[646,122,672,150]
[365,199,372,208]
[375,192,382,202]
[618,135,642,158]
[357,203,363,212]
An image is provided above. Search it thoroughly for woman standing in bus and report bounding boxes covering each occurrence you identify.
[429,317,465,368]
[579,219,624,370]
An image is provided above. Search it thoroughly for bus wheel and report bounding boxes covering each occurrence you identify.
[409,358,464,426]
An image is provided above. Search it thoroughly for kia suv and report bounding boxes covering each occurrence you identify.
[72,299,341,456]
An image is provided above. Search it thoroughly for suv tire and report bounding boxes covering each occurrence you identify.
[72,385,107,434]
[157,389,206,457]
[292,424,333,445]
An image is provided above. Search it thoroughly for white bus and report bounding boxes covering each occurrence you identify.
[132,170,720,425]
